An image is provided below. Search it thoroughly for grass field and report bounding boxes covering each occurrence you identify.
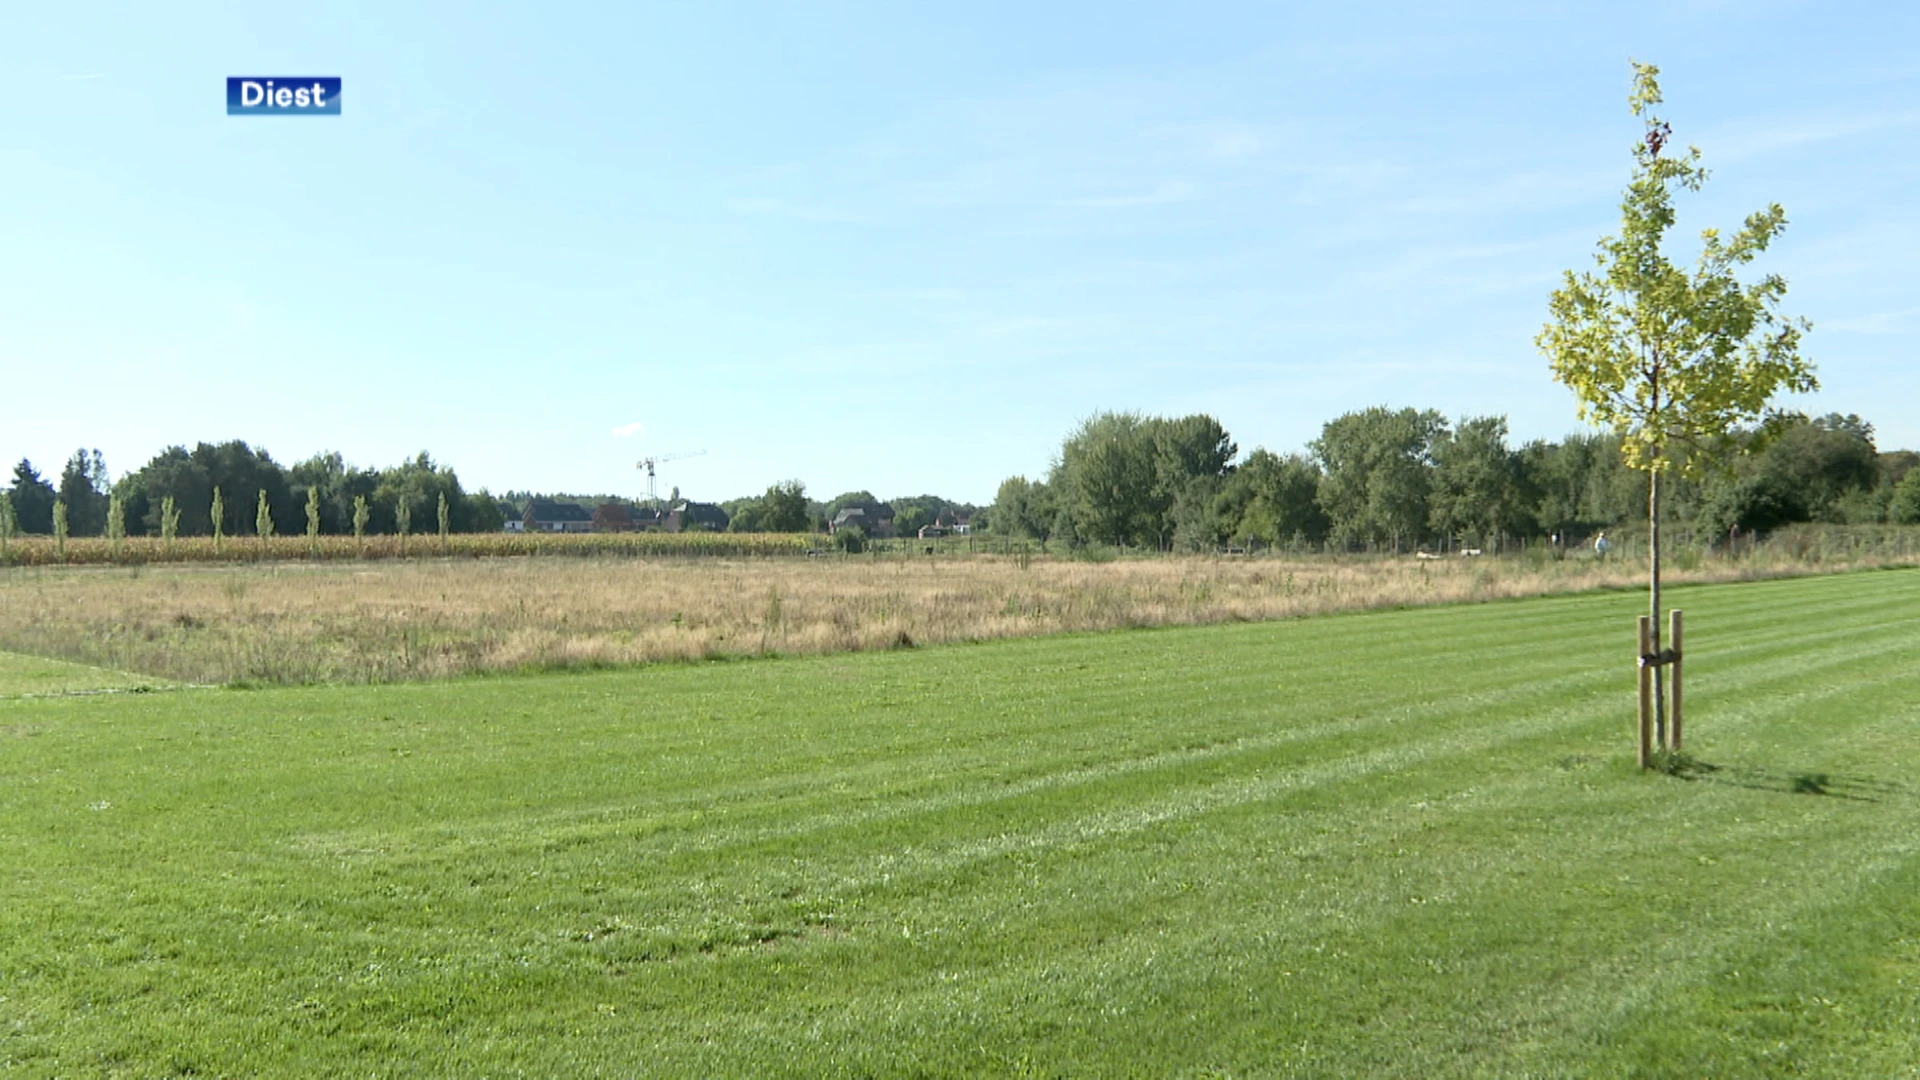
[3,568,1918,1075]
[6,546,1914,686]
[0,651,171,699]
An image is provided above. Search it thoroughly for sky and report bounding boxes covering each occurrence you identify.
[3,2,1916,506]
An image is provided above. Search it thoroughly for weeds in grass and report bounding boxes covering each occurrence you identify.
[1649,748,1720,780]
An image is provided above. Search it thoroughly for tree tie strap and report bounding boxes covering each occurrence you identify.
[1638,649,1680,668]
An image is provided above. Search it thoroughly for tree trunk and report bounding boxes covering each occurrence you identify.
[1649,467,1666,746]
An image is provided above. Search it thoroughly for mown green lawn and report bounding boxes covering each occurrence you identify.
[3,570,1917,1077]
[0,650,170,699]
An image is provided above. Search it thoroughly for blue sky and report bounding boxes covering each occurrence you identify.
[4,2,1916,505]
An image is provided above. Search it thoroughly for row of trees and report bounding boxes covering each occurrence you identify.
[988,408,1920,552]
[9,413,1914,551]
[5,443,507,539]
[3,445,991,544]
[719,486,981,535]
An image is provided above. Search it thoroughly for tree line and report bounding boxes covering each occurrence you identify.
[9,416,1914,549]
[987,408,1920,552]
[1,443,987,543]
[4,443,507,540]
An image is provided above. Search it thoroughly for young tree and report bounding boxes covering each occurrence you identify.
[353,494,371,553]
[160,495,181,549]
[256,488,275,554]
[1539,62,1814,749]
[53,500,69,562]
[396,497,413,558]
[306,486,322,555]
[106,494,126,559]
[211,487,226,553]
[0,492,15,565]
[437,492,451,551]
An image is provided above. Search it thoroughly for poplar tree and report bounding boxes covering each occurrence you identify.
[437,492,450,552]
[160,495,181,550]
[396,498,412,558]
[0,495,15,566]
[106,494,126,560]
[211,487,226,553]
[1539,61,1814,750]
[256,489,275,555]
[53,500,69,562]
[353,495,370,554]
[306,486,323,556]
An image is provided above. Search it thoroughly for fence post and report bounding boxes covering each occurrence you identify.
[1637,615,1653,769]
[1668,609,1683,751]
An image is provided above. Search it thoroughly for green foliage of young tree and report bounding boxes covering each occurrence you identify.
[1539,62,1816,746]
[834,524,867,554]
[438,492,451,551]
[353,495,370,552]
[306,486,322,554]
[255,489,275,555]
[0,493,15,566]
[106,494,126,559]
[211,487,226,552]
[160,495,181,549]
[53,500,69,562]
[396,498,413,558]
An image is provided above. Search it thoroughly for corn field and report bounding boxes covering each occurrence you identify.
[0,531,820,566]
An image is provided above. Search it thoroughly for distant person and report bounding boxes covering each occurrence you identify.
[1594,531,1611,560]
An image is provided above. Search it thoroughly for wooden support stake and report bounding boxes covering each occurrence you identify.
[1637,615,1653,769]
[1668,609,1683,751]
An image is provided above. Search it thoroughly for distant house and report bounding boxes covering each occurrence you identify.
[830,502,896,538]
[830,507,871,535]
[917,524,949,539]
[523,499,594,534]
[664,501,730,533]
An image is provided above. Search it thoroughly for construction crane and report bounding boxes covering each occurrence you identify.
[636,450,707,510]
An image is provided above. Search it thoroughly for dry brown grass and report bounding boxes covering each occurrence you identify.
[1,549,1911,686]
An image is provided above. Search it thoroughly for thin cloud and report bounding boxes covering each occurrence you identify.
[611,421,646,438]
